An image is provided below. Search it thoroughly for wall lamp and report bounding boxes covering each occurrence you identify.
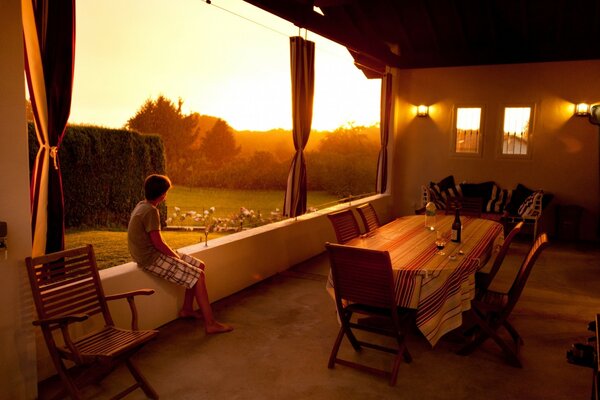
[575,103,591,116]
[417,105,429,117]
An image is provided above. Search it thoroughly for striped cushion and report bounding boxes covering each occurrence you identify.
[518,190,543,217]
[486,184,512,213]
[429,176,461,210]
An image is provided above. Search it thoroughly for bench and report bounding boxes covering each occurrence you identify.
[418,176,552,239]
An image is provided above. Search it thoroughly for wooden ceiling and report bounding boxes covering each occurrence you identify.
[243,0,600,77]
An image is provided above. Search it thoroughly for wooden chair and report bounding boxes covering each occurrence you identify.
[326,209,360,244]
[457,233,549,367]
[325,242,412,386]
[26,245,159,400]
[445,196,483,217]
[475,221,524,296]
[356,203,381,233]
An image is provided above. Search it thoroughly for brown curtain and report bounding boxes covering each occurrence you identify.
[22,0,76,256]
[376,72,392,193]
[283,36,315,217]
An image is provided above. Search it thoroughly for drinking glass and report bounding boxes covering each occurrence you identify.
[435,231,446,255]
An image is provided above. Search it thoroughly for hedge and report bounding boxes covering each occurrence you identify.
[28,123,167,228]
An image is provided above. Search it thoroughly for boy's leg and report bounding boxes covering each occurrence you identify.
[179,288,203,319]
[192,273,232,334]
[176,252,232,333]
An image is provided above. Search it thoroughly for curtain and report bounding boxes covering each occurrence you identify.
[283,36,315,217]
[376,72,392,193]
[22,0,76,256]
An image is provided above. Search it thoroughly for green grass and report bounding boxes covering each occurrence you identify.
[165,186,339,219]
[66,188,339,269]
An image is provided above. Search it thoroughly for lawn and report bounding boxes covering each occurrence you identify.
[164,186,340,220]
[66,188,339,269]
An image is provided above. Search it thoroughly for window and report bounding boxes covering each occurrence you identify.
[501,106,532,156]
[453,107,482,155]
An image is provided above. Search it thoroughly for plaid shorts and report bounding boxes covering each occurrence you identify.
[142,252,205,289]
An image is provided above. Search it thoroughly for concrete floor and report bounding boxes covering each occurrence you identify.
[41,239,600,400]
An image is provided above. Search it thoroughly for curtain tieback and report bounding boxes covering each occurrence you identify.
[46,145,59,170]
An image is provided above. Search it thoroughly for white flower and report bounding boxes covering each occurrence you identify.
[174,207,181,213]
[209,207,215,213]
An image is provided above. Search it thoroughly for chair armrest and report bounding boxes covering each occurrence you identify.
[33,313,90,363]
[105,289,155,301]
[32,313,89,327]
[105,289,155,330]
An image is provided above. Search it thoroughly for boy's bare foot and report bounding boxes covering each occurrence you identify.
[205,321,233,334]
[178,309,204,320]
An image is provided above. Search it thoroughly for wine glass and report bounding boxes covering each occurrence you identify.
[435,231,446,255]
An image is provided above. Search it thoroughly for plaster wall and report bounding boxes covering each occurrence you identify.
[0,1,38,399]
[392,60,600,241]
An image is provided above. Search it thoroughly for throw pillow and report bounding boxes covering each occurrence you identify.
[486,184,512,213]
[429,175,461,209]
[518,190,544,217]
[460,181,494,211]
[425,186,445,210]
[505,183,534,215]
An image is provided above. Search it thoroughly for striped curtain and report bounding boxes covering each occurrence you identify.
[22,0,76,256]
[376,72,392,193]
[283,36,315,217]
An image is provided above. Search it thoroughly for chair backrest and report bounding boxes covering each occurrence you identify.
[503,233,549,316]
[445,197,483,217]
[356,203,381,233]
[327,209,360,244]
[480,221,524,291]
[325,242,396,310]
[25,244,113,330]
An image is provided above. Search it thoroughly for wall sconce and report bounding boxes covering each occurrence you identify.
[417,105,429,117]
[575,103,590,116]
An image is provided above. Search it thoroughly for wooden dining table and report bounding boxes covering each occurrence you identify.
[326,214,504,347]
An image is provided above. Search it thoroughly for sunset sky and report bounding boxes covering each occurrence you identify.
[69,0,381,131]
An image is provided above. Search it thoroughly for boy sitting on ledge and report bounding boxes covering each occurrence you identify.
[128,174,232,334]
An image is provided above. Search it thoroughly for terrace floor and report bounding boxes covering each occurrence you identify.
[41,238,600,400]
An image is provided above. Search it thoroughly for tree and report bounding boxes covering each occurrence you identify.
[306,124,379,197]
[199,119,241,169]
[126,95,202,184]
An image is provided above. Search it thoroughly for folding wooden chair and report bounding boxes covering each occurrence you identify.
[356,203,381,233]
[326,209,360,244]
[26,245,159,399]
[445,197,483,217]
[475,221,524,296]
[325,243,412,385]
[458,233,549,367]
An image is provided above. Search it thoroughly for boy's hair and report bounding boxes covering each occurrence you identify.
[144,174,172,201]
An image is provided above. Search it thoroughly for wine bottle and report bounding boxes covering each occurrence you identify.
[451,207,462,243]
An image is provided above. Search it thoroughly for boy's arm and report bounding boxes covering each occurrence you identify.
[149,230,180,258]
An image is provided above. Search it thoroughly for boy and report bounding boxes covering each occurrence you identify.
[128,174,232,334]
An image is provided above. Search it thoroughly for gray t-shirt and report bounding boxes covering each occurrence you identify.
[128,201,161,267]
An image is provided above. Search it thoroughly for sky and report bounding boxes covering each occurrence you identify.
[69,0,382,132]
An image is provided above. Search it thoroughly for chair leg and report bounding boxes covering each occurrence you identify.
[126,359,159,400]
[52,357,83,400]
[328,327,345,369]
[503,320,524,346]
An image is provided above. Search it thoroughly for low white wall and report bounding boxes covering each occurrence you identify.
[35,194,392,380]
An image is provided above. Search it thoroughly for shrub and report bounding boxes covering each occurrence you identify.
[28,123,167,228]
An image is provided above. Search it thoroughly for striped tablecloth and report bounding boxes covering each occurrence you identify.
[327,214,504,347]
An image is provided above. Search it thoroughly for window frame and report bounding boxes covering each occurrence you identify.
[497,103,536,160]
[450,104,485,158]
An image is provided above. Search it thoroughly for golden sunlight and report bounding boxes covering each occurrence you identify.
[70,0,380,131]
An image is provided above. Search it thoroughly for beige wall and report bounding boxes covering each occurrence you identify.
[0,1,38,399]
[391,60,600,240]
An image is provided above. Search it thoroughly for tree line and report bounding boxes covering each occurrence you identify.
[124,95,380,197]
